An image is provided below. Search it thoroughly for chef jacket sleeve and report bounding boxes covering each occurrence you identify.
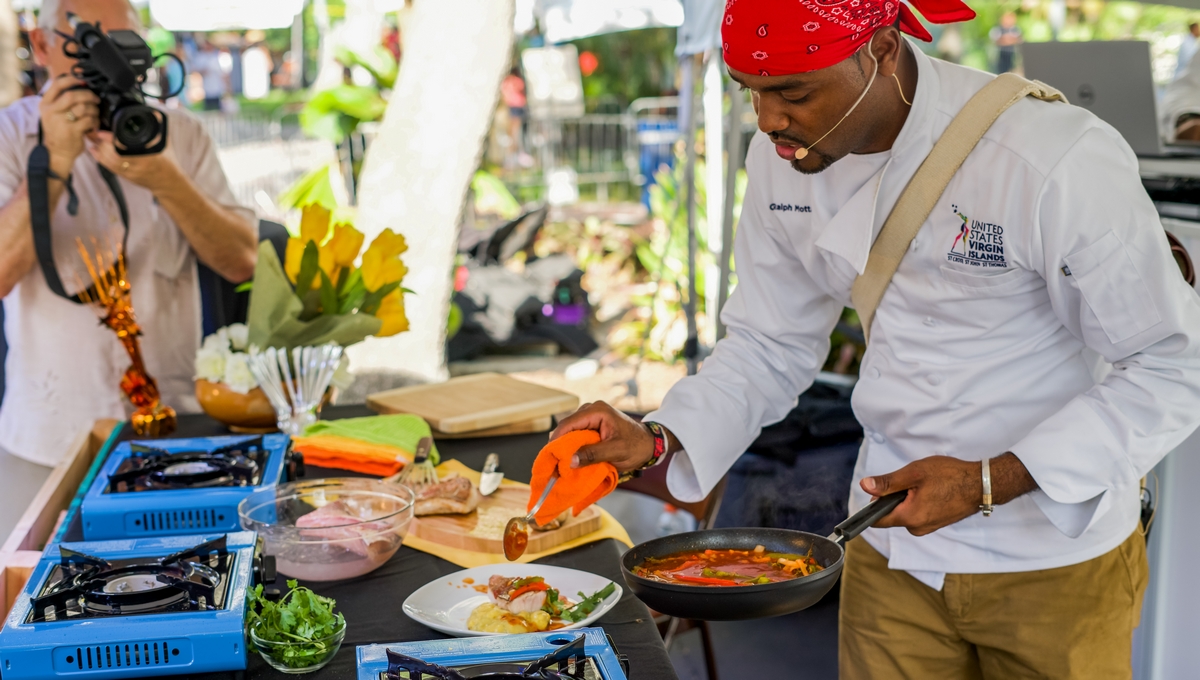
[1011,124,1200,538]
[643,162,844,503]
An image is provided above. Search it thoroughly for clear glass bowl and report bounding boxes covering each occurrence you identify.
[249,619,346,674]
[239,478,414,581]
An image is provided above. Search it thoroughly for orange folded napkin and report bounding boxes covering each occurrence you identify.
[528,430,618,525]
[291,434,409,476]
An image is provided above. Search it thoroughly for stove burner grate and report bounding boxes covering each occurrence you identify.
[27,536,232,623]
[107,438,268,492]
[385,637,599,680]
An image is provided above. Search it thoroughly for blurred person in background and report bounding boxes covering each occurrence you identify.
[1176,22,1200,81]
[0,0,256,483]
[190,37,227,111]
[500,66,530,167]
[240,30,272,101]
[1162,43,1200,142]
[989,11,1022,74]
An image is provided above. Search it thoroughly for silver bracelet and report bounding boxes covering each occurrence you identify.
[980,457,994,517]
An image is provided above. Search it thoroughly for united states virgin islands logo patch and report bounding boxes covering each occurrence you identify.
[946,204,1007,268]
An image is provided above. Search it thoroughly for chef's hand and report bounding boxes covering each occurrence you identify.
[863,452,1038,536]
[550,401,676,473]
[86,129,182,193]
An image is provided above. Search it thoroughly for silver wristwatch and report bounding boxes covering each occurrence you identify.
[979,457,994,517]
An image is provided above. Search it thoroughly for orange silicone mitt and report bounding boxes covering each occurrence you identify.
[527,430,618,525]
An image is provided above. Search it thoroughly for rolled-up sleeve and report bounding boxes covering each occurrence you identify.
[644,159,843,502]
[1011,125,1200,537]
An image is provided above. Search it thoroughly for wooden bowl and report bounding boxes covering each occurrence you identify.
[195,379,278,432]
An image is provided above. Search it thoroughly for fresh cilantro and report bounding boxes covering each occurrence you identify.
[542,587,565,617]
[558,583,616,623]
[246,579,346,670]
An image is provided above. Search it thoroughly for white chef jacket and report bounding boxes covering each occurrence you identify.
[0,96,254,467]
[646,45,1200,589]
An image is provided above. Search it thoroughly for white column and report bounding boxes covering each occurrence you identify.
[702,53,723,348]
[347,0,516,384]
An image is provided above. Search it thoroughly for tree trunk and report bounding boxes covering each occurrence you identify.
[0,0,21,108]
[347,0,515,385]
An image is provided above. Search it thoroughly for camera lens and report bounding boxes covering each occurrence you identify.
[113,105,161,152]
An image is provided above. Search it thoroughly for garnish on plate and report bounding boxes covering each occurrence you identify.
[465,575,617,633]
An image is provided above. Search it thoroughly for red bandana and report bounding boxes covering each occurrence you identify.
[721,0,976,75]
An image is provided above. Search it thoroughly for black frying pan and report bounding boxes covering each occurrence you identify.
[620,490,907,620]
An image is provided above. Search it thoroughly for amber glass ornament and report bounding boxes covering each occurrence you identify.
[76,240,176,437]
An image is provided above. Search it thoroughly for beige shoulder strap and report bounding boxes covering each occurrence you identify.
[850,73,1066,342]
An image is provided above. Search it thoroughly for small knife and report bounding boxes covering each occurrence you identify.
[479,453,504,496]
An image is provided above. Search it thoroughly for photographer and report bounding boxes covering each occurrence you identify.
[0,0,257,475]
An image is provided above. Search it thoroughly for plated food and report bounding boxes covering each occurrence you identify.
[633,545,825,586]
[465,575,616,634]
[402,564,622,637]
[413,475,482,516]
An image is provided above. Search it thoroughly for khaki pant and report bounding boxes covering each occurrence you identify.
[839,530,1148,679]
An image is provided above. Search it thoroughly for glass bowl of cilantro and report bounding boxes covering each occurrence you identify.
[247,580,347,674]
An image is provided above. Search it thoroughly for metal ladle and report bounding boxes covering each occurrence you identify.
[503,470,559,561]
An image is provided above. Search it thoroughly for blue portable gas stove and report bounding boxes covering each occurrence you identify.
[80,434,300,540]
[0,531,272,680]
[356,628,630,680]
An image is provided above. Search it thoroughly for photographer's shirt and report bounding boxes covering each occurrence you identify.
[0,96,253,466]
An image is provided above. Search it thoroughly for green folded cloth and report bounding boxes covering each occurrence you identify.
[304,414,440,465]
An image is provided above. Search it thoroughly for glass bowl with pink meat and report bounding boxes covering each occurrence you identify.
[238,478,415,581]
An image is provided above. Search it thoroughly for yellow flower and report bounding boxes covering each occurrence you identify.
[327,223,365,268]
[300,204,332,245]
[361,229,409,291]
[318,243,336,281]
[284,238,305,283]
[375,290,409,337]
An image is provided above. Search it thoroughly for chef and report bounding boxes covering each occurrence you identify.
[551,0,1200,677]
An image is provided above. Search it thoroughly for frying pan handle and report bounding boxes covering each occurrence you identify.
[832,490,908,545]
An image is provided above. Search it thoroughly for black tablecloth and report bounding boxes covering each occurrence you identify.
[60,407,677,680]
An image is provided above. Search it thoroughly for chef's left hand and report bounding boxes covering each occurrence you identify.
[861,456,982,536]
[86,130,181,193]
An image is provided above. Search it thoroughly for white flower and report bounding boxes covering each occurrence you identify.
[202,327,231,352]
[194,346,228,383]
[226,323,250,351]
[331,354,354,390]
[222,353,258,394]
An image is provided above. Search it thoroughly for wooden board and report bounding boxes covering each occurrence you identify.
[410,486,601,555]
[431,416,553,440]
[0,418,119,618]
[367,373,578,434]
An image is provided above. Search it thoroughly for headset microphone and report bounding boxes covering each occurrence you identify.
[794,34,881,161]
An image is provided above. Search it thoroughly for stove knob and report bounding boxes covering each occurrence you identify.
[289,451,306,480]
[261,554,278,585]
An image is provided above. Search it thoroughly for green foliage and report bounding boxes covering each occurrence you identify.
[571,28,679,111]
[277,164,342,215]
[246,580,345,670]
[300,85,388,144]
[944,0,1197,82]
[473,170,522,220]
[335,45,399,89]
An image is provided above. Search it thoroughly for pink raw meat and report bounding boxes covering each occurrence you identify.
[296,500,389,556]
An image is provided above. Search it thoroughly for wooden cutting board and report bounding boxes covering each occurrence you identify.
[366,373,579,434]
[431,416,554,440]
[410,485,601,554]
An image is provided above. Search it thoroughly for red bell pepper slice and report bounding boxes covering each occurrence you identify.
[510,581,552,599]
[674,574,739,586]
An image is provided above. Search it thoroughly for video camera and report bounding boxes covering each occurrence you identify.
[58,13,184,155]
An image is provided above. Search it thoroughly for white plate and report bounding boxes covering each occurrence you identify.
[402,564,623,637]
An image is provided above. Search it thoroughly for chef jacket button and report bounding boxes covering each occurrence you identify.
[869,367,882,379]
[928,373,944,386]
[923,316,936,327]
[871,432,886,444]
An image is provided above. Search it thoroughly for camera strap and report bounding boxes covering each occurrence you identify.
[28,121,130,304]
